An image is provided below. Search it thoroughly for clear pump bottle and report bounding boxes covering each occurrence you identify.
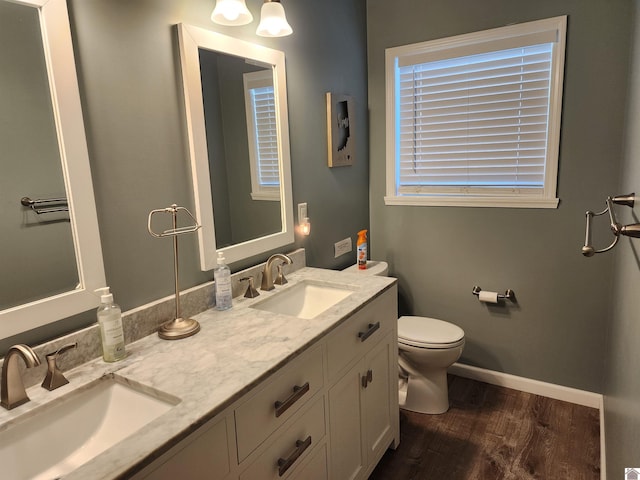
[95,287,126,362]
[214,251,232,310]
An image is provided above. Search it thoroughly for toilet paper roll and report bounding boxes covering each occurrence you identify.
[478,291,499,304]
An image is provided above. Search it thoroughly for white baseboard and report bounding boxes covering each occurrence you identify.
[449,363,606,479]
[450,362,602,408]
[600,398,606,480]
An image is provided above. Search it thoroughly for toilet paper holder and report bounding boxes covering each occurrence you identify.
[472,286,515,302]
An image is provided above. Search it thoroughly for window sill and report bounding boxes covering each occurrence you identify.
[250,191,280,202]
[384,195,559,209]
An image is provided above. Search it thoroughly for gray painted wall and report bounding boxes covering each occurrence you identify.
[0,0,369,352]
[604,1,640,475]
[367,0,633,392]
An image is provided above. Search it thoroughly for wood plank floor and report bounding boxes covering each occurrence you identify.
[369,375,600,480]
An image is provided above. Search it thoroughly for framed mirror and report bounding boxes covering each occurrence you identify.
[177,23,294,269]
[0,0,105,338]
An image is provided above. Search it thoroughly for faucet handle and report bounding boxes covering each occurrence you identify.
[41,342,77,391]
[240,277,260,298]
[274,263,288,286]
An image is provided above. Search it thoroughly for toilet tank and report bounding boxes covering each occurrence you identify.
[343,261,388,276]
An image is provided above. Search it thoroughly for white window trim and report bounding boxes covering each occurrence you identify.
[243,70,280,202]
[384,16,567,208]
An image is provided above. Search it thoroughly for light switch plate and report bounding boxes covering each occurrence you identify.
[334,237,353,258]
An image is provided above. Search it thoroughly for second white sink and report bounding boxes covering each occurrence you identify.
[251,280,355,319]
[0,374,179,480]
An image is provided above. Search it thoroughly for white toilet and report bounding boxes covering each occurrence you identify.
[344,261,465,414]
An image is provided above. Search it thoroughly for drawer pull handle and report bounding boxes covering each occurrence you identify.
[274,382,310,418]
[277,435,312,476]
[361,369,373,388]
[358,322,380,342]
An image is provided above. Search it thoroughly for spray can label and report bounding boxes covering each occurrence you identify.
[357,242,367,269]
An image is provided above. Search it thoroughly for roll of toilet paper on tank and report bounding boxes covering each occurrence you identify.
[478,291,499,303]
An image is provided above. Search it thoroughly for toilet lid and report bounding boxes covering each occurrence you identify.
[398,316,465,349]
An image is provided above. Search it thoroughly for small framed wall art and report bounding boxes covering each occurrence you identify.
[326,92,355,167]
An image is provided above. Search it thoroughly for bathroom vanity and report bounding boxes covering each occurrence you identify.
[0,267,398,480]
[131,269,398,480]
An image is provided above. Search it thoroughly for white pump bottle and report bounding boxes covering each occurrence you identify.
[214,251,232,310]
[95,287,126,362]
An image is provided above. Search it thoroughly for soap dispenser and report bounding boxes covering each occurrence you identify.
[214,251,232,310]
[95,287,126,362]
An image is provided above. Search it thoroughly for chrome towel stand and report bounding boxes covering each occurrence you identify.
[148,204,201,340]
[582,193,640,257]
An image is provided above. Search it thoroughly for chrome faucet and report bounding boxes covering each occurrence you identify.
[261,253,293,291]
[1,344,41,410]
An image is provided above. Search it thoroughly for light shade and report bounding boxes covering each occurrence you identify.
[256,0,292,37]
[211,0,253,26]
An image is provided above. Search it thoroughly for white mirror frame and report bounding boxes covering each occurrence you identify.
[177,23,294,269]
[1,0,105,338]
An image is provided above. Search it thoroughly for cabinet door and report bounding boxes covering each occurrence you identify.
[137,416,232,480]
[328,362,365,480]
[362,335,393,465]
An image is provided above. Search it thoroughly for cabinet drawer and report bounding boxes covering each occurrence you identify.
[236,345,324,462]
[240,396,326,480]
[326,288,396,381]
[289,442,327,480]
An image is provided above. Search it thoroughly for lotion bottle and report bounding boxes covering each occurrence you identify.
[95,287,126,362]
[214,251,232,310]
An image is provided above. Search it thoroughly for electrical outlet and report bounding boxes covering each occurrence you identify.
[297,202,308,223]
[334,237,353,258]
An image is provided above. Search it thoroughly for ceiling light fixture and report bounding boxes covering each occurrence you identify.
[256,0,292,37]
[211,0,253,26]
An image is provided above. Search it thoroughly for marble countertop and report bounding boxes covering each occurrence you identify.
[0,267,395,480]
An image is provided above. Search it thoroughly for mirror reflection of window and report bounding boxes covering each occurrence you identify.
[197,47,282,251]
[244,70,280,201]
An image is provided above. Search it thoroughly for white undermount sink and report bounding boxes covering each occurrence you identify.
[0,374,179,480]
[251,280,355,319]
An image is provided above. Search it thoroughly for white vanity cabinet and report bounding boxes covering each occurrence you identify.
[132,285,398,480]
[327,289,398,480]
[134,414,235,480]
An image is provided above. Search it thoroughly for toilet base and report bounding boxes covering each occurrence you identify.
[398,367,450,415]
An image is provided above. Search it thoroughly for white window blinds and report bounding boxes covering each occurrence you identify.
[386,16,566,208]
[398,44,552,192]
[250,85,279,187]
[244,70,280,201]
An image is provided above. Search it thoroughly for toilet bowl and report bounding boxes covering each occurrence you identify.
[343,260,465,414]
[397,316,464,414]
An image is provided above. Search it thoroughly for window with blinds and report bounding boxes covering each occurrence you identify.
[244,70,280,201]
[385,16,566,208]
